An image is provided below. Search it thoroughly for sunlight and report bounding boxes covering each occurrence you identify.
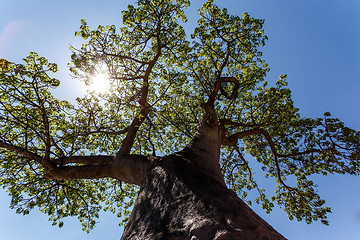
[87,70,111,93]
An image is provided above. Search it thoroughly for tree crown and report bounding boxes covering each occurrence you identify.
[1,0,359,231]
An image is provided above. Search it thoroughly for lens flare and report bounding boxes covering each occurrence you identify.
[88,71,110,93]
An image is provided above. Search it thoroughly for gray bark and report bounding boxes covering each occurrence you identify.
[121,106,286,239]
[121,153,286,239]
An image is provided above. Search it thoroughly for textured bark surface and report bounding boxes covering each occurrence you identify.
[122,153,287,240]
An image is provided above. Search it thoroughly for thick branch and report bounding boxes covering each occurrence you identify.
[111,154,153,185]
[46,154,152,186]
[180,104,225,185]
[118,102,151,156]
[222,129,260,146]
[52,155,114,165]
[207,77,240,106]
[44,164,113,181]
[118,42,162,156]
[215,43,231,79]
[0,140,54,171]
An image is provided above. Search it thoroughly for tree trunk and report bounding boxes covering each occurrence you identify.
[121,153,287,240]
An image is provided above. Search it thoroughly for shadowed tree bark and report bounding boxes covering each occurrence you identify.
[122,106,286,239]
[123,155,285,239]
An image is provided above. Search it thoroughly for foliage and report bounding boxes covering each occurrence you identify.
[1,0,359,231]
[0,53,136,230]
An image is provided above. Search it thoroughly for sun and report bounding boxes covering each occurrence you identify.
[87,71,111,93]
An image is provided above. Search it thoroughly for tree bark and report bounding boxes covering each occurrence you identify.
[121,153,286,240]
[45,154,151,186]
[121,105,286,239]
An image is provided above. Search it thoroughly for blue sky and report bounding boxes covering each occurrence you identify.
[1,0,360,239]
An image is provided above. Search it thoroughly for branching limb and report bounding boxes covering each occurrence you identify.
[207,77,240,106]
[45,154,152,186]
[32,70,52,161]
[0,140,54,171]
[118,39,162,156]
[111,154,153,185]
[44,164,113,181]
[0,139,152,185]
[222,128,321,158]
[117,99,151,156]
[47,154,152,186]
[52,155,114,165]
[69,126,129,138]
[223,127,327,203]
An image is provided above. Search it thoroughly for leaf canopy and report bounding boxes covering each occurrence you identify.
[1,0,359,230]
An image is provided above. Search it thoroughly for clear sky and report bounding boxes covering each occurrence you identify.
[1,0,360,239]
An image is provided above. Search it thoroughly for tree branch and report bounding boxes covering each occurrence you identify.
[44,164,113,181]
[225,129,317,206]
[75,127,129,137]
[118,40,162,156]
[52,155,114,165]
[0,139,152,185]
[221,118,269,128]
[101,51,151,65]
[222,128,322,158]
[32,70,52,161]
[111,154,153,185]
[0,140,54,171]
[207,77,240,107]
[222,129,260,146]
[46,154,153,186]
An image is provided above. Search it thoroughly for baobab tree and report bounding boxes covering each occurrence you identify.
[0,0,359,239]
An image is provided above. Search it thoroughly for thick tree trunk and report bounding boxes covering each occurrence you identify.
[120,105,286,239]
[121,153,286,240]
